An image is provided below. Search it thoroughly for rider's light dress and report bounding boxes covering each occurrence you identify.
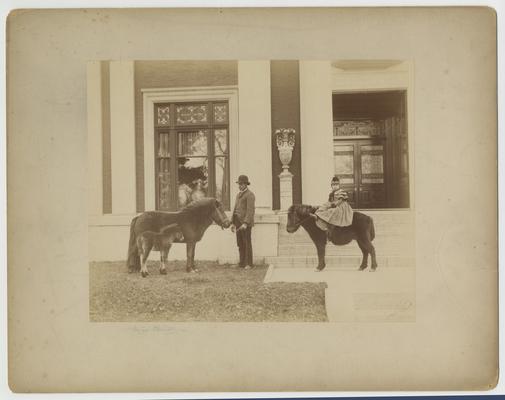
[315,189,353,230]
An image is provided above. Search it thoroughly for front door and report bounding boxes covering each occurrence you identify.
[333,139,386,209]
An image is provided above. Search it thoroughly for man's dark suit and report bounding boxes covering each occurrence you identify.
[232,188,255,267]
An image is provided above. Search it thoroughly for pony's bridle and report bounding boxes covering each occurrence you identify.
[212,211,230,229]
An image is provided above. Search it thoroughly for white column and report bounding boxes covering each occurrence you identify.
[238,61,273,211]
[299,61,334,206]
[87,61,103,216]
[109,61,136,214]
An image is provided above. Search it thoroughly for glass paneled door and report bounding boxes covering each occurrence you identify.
[333,139,386,209]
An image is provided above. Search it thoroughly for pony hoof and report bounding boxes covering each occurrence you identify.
[358,266,367,271]
[160,269,167,275]
[141,271,148,278]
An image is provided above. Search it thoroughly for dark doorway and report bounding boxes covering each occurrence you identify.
[332,91,409,209]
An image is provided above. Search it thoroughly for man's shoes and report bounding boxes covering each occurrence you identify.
[244,265,254,270]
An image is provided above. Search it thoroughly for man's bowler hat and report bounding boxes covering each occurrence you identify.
[236,175,250,185]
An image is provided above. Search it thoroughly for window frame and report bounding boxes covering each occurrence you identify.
[142,86,238,212]
[153,101,230,211]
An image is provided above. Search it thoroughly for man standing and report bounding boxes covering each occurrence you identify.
[231,175,255,269]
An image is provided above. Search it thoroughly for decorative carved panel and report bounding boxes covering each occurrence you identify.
[213,103,228,123]
[176,104,208,125]
[334,120,382,137]
[157,106,170,125]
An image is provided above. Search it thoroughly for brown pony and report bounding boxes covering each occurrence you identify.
[286,204,377,271]
[127,198,231,275]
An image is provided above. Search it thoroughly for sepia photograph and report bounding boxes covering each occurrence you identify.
[6,6,498,393]
[88,60,415,323]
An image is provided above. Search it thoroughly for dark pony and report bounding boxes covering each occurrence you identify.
[127,198,231,275]
[286,204,377,271]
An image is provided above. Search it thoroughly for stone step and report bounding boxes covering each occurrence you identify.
[278,247,414,257]
[265,255,415,269]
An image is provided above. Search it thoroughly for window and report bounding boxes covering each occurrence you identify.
[154,101,230,210]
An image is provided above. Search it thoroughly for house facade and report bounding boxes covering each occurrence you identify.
[88,60,414,264]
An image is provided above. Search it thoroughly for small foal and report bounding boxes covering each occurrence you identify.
[136,223,184,277]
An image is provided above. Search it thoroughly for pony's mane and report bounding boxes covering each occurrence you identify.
[289,204,316,216]
[179,197,217,217]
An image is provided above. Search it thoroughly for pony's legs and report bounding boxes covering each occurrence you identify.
[159,244,171,274]
[190,243,198,272]
[357,240,369,271]
[186,242,197,273]
[369,242,378,270]
[357,234,378,271]
[140,241,153,278]
[315,242,326,271]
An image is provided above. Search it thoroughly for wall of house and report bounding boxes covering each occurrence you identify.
[88,60,280,263]
[134,61,238,212]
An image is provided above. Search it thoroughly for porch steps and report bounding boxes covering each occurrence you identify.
[265,255,415,269]
[268,211,415,269]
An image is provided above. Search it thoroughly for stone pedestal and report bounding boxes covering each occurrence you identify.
[279,170,293,210]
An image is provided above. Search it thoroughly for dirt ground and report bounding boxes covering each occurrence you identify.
[89,261,328,322]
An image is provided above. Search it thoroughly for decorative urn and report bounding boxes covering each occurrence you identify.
[275,128,296,172]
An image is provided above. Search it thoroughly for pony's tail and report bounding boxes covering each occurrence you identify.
[126,216,140,272]
[369,216,376,242]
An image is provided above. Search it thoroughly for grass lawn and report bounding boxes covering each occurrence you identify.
[89,261,327,322]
